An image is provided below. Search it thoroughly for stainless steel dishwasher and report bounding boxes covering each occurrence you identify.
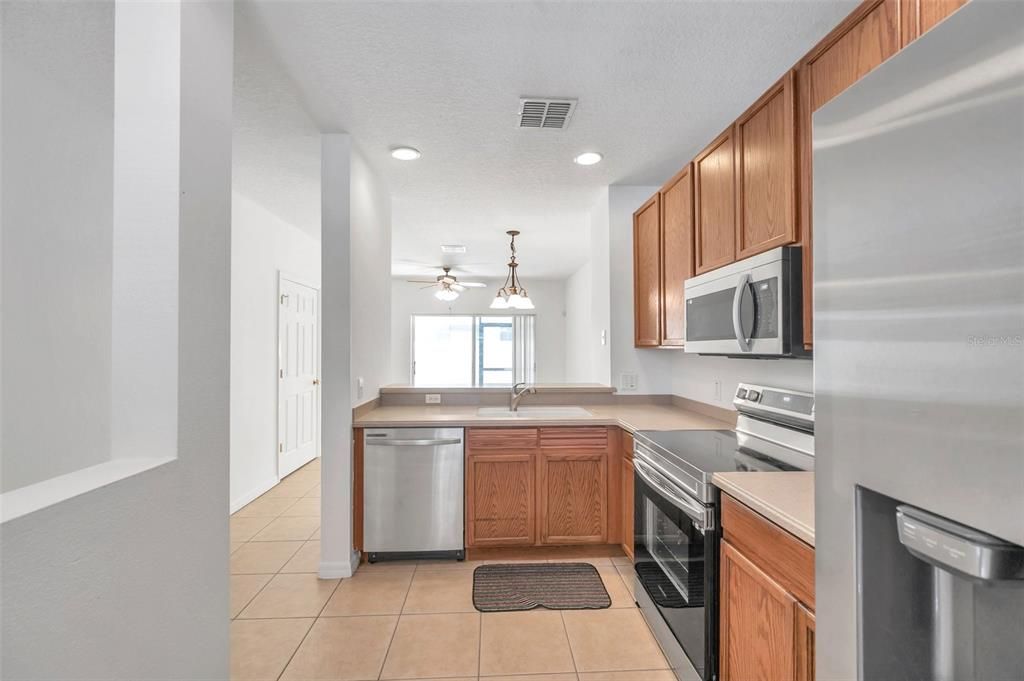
[363,427,465,562]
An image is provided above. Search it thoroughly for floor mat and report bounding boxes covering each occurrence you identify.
[472,562,611,612]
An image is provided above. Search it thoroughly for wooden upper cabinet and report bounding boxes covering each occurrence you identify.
[694,128,737,274]
[659,165,694,346]
[633,194,662,347]
[901,0,969,45]
[735,72,797,260]
[466,452,536,547]
[797,0,902,348]
[720,540,797,681]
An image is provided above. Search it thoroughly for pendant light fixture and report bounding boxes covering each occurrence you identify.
[490,230,535,310]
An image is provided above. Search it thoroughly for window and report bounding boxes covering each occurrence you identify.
[411,315,535,387]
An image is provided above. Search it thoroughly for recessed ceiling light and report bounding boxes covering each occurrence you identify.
[573,151,603,166]
[440,244,467,254]
[391,146,421,161]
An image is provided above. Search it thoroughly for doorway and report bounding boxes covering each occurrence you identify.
[277,274,320,478]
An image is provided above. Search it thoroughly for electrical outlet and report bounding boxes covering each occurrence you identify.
[620,373,638,392]
[713,380,722,402]
[425,393,442,404]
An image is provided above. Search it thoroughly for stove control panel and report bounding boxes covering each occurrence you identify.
[734,383,814,428]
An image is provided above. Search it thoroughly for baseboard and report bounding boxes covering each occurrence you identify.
[230,476,279,514]
[319,550,360,579]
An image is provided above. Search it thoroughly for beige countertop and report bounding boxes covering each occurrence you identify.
[354,403,733,433]
[713,471,815,547]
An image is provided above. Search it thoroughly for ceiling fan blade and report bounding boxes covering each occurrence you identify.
[460,282,488,288]
[419,284,438,290]
[406,279,436,284]
[451,283,465,292]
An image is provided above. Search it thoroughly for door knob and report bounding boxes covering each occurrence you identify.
[313,378,320,385]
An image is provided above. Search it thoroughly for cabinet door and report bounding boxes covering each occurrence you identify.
[660,165,693,346]
[633,194,662,347]
[795,603,816,681]
[797,0,901,347]
[735,72,797,260]
[621,455,634,559]
[694,128,737,274]
[720,540,797,681]
[538,451,607,544]
[901,0,968,45]
[467,453,535,547]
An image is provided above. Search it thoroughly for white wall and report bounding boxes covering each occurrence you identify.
[1,0,114,491]
[390,277,567,385]
[230,11,322,511]
[1,2,233,676]
[564,263,594,383]
[607,186,679,394]
[230,194,320,509]
[589,189,613,385]
[350,150,392,405]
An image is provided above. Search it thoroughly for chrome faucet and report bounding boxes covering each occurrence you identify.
[509,382,536,412]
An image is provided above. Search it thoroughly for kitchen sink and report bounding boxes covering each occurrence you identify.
[476,406,593,418]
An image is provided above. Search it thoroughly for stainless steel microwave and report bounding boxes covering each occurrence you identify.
[683,246,807,357]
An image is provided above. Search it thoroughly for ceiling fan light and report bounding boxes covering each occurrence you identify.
[506,293,524,308]
[435,287,459,302]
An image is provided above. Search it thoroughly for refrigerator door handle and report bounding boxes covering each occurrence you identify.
[732,272,752,352]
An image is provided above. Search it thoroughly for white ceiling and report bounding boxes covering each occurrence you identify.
[240,0,857,278]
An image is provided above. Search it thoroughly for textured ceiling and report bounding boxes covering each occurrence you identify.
[239,0,857,277]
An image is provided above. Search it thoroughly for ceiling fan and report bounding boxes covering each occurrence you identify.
[406,266,487,302]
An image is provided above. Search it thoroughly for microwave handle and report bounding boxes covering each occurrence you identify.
[732,272,752,352]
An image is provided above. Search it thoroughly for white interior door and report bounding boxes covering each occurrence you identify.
[278,276,320,478]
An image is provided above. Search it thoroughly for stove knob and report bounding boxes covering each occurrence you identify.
[736,388,748,399]
[747,390,761,402]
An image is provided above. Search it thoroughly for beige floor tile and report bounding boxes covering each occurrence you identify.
[230,618,313,681]
[231,541,304,574]
[579,671,676,681]
[238,573,340,619]
[279,497,321,517]
[321,571,412,616]
[614,565,637,599]
[610,556,632,567]
[233,496,299,518]
[415,558,484,571]
[230,516,274,543]
[280,615,397,681]
[259,480,310,500]
[403,569,476,614]
[562,609,668,673]
[487,675,578,681]
[251,516,320,541]
[355,561,417,576]
[230,542,245,554]
[303,484,321,498]
[230,574,272,618]
[380,613,481,680]
[548,557,614,567]
[597,566,635,608]
[280,540,321,573]
[309,527,321,538]
[479,610,575,677]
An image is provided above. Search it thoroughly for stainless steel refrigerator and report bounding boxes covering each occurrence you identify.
[813,2,1024,680]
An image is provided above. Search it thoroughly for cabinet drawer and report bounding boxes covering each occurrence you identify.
[539,427,609,450]
[721,493,814,609]
[468,428,538,451]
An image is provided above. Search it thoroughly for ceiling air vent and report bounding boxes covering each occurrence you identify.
[518,97,577,130]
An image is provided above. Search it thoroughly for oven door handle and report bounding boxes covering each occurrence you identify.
[634,457,710,530]
[732,272,752,353]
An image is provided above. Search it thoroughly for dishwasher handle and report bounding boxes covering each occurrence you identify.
[365,437,463,447]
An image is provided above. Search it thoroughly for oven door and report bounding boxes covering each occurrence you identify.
[683,246,800,356]
[632,456,718,681]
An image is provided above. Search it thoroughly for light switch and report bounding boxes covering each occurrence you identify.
[620,373,638,391]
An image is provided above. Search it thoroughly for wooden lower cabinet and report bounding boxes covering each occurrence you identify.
[538,450,607,544]
[465,426,614,549]
[466,452,536,547]
[720,494,816,681]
